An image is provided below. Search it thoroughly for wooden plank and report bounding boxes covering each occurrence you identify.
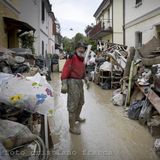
[136,83,160,114]
[40,115,45,146]
[44,114,49,149]
[124,47,135,77]
[125,61,134,106]
[40,114,49,149]
[130,87,144,104]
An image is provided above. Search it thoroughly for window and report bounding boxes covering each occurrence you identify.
[52,45,54,54]
[158,32,160,40]
[42,41,44,57]
[135,31,142,48]
[107,9,110,20]
[45,44,47,55]
[52,22,56,35]
[41,1,45,21]
[135,0,142,7]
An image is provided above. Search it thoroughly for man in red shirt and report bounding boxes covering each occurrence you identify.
[61,42,87,135]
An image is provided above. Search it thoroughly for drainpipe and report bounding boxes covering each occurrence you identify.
[111,0,113,43]
[123,0,126,45]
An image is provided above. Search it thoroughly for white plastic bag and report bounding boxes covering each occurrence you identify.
[26,73,53,92]
[100,61,112,71]
[154,138,160,152]
[0,73,54,114]
[112,93,124,106]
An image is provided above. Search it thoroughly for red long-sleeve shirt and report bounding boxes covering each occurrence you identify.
[61,53,85,80]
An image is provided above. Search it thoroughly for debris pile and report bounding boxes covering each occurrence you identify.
[0,46,36,75]
[110,37,160,156]
[89,41,128,90]
[0,46,57,159]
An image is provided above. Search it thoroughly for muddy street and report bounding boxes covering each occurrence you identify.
[1,0,160,159]
[48,73,159,160]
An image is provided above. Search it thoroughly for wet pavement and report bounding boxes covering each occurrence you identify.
[49,73,159,160]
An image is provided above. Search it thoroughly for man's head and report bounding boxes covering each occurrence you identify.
[75,42,87,58]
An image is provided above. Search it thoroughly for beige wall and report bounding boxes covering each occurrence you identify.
[125,15,160,48]
[113,32,123,44]
[125,0,160,24]
[113,0,123,44]
[96,4,112,24]
[103,6,112,21]
[96,0,123,44]
[0,1,19,48]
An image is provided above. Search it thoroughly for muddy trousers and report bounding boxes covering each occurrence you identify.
[68,105,84,135]
[68,105,83,123]
[67,79,84,134]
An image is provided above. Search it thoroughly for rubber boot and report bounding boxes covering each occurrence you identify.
[69,112,81,135]
[76,106,86,123]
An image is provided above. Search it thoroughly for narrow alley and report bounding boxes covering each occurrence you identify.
[49,73,159,160]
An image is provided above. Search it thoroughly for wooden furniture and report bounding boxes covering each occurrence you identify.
[135,82,160,114]
[111,67,122,89]
[99,70,111,84]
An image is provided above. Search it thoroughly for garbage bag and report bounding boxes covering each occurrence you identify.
[51,59,59,65]
[0,119,36,150]
[35,57,45,69]
[112,93,124,106]
[0,73,13,84]
[128,100,144,120]
[101,80,111,90]
[113,88,122,97]
[26,72,51,89]
[99,61,112,71]
[0,72,54,114]
[154,138,160,153]
[12,64,30,74]
[1,66,12,74]
[139,100,152,125]
[0,143,11,160]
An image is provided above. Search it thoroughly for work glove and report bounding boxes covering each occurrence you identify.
[61,80,68,94]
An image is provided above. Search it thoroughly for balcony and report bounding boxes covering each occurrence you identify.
[88,19,113,39]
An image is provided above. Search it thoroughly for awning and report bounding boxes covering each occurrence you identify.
[3,17,36,35]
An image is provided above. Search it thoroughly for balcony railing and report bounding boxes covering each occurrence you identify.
[88,19,112,39]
